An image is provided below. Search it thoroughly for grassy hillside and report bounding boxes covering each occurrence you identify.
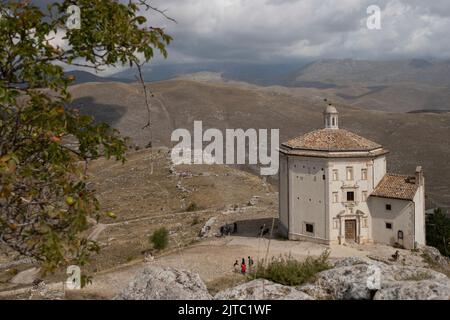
[68,80,450,207]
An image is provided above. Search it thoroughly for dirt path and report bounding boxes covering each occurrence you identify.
[63,236,425,299]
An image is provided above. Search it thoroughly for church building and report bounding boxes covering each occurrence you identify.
[279,105,425,249]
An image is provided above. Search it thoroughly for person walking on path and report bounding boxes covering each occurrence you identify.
[241,258,247,274]
[233,260,239,272]
[241,262,247,274]
[248,256,254,270]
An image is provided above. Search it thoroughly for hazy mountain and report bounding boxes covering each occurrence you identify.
[111,61,310,86]
[285,59,450,87]
[65,70,131,85]
[277,59,450,112]
[68,79,450,208]
[108,59,450,112]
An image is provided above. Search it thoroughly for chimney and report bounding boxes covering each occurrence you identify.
[415,166,423,186]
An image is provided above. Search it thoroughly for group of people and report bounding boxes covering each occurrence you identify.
[233,256,254,274]
[219,222,238,236]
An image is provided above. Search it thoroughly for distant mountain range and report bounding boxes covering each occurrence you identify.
[65,70,132,85]
[283,59,450,112]
[284,59,450,87]
[69,59,450,112]
[111,61,304,85]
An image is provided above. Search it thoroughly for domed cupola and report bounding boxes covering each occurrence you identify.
[324,104,339,129]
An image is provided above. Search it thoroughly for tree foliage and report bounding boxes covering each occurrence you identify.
[150,227,169,251]
[0,0,171,272]
[426,209,450,257]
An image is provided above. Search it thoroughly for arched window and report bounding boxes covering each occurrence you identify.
[332,117,335,126]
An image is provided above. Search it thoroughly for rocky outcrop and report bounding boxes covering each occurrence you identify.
[0,258,36,271]
[373,280,450,300]
[116,253,450,301]
[198,217,216,238]
[298,257,450,300]
[214,279,314,300]
[421,246,450,269]
[115,265,212,300]
[10,267,41,285]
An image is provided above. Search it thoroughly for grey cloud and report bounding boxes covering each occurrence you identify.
[29,0,450,64]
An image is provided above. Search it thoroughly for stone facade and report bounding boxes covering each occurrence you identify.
[279,106,425,249]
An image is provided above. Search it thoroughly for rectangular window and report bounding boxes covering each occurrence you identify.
[361,169,368,180]
[333,192,339,203]
[332,170,339,181]
[386,222,393,229]
[347,191,355,202]
[305,223,314,234]
[362,191,368,202]
[346,167,354,181]
[386,204,392,211]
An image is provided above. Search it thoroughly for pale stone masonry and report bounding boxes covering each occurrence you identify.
[279,105,426,249]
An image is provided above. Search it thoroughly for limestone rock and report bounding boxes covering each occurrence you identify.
[313,262,378,300]
[214,279,314,300]
[374,280,450,300]
[29,282,65,300]
[199,217,216,238]
[143,252,154,262]
[421,246,450,269]
[305,257,450,300]
[297,283,330,300]
[333,256,369,268]
[10,267,41,285]
[115,265,212,300]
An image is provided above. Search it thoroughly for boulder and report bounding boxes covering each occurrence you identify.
[421,246,450,269]
[297,283,330,300]
[115,265,212,300]
[312,262,378,300]
[10,267,41,285]
[374,280,450,300]
[199,217,216,238]
[303,257,450,300]
[332,256,369,268]
[29,281,65,300]
[214,279,314,300]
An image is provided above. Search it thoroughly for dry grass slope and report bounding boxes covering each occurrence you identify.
[69,80,450,207]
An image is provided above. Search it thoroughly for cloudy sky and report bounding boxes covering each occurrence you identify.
[33,0,450,73]
[143,0,450,63]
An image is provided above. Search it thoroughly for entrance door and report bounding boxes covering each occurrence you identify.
[345,220,357,242]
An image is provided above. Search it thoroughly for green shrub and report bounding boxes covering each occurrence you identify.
[150,227,169,250]
[249,250,331,286]
[191,216,200,226]
[186,202,199,212]
[6,268,18,276]
[426,208,450,257]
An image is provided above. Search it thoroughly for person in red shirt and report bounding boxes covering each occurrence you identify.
[241,258,247,274]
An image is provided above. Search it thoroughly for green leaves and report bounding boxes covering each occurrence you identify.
[0,0,171,273]
[426,209,450,257]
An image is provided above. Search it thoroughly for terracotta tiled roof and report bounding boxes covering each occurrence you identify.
[282,128,382,152]
[371,174,419,201]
